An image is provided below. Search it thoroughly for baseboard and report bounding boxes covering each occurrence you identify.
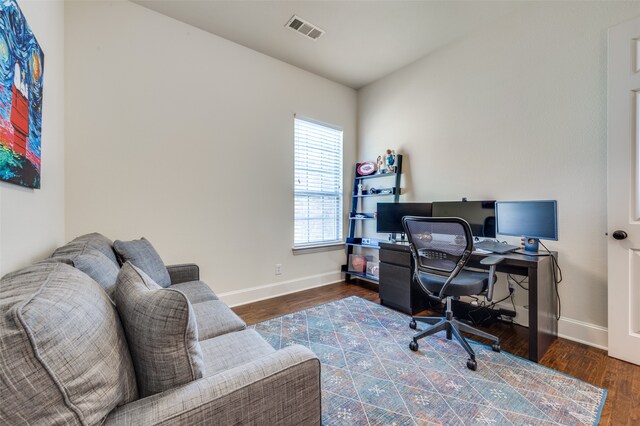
[217,271,343,307]
[557,316,608,350]
[494,301,608,350]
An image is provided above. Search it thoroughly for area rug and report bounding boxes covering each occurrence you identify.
[250,296,606,426]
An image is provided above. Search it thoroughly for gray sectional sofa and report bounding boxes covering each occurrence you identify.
[0,233,321,425]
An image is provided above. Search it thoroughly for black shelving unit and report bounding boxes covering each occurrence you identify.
[341,155,403,284]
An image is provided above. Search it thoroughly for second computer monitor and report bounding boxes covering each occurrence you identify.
[495,200,557,252]
[377,202,433,234]
[431,201,496,238]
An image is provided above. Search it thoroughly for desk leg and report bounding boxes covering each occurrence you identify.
[528,256,558,362]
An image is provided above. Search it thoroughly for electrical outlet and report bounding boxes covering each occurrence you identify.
[275,264,282,275]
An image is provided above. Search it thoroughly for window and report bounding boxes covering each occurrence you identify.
[294,116,343,248]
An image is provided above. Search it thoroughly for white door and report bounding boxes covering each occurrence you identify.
[607,16,640,365]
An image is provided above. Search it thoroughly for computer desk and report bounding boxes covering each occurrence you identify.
[378,242,558,362]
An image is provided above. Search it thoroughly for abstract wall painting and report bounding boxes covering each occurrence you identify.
[0,0,44,189]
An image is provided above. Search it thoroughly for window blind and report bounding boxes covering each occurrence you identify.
[294,116,343,247]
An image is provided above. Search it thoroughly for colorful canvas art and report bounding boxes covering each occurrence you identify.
[0,0,44,189]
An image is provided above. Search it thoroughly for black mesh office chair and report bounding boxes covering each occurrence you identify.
[402,216,504,370]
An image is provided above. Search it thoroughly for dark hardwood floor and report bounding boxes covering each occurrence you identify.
[232,281,640,425]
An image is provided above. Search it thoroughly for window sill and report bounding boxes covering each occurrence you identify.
[292,242,345,255]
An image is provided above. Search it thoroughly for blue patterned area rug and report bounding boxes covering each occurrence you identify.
[250,296,606,425]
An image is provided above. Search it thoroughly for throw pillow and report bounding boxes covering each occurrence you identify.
[73,250,120,302]
[52,232,119,266]
[115,262,205,397]
[113,237,171,287]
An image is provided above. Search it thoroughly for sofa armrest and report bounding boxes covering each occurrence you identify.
[104,345,321,426]
[166,263,200,284]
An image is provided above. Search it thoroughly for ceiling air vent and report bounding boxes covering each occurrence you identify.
[286,15,324,40]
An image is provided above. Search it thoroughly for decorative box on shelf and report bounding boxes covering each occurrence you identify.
[347,255,373,273]
[366,261,380,278]
[346,237,382,247]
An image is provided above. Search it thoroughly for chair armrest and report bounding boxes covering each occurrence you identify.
[104,345,321,426]
[166,263,200,284]
[479,256,504,301]
[479,255,505,266]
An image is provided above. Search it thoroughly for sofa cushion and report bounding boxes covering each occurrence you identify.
[200,329,275,377]
[171,280,218,304]
[192,300,247,341]
[113,237,171,288]
[0,262,138,425]
[52,232,118,266]
[115,263,205,397]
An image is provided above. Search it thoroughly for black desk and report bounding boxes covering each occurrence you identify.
[378,242,558,362]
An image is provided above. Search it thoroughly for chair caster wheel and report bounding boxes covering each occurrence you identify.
[492,343,501,352]
[409,320,417,330]
[409,340,419,351]
[467,359,477,371]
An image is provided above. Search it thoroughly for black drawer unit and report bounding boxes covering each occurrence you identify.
[379,262,412,311]
[378,242,431,314]
[379,247,411,268]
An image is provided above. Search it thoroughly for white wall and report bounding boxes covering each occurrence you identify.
[0,0,65,277]
[358,2,640,348]
[65,1,357,304]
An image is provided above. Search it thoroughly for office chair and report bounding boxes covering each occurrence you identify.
[402,216,504,370]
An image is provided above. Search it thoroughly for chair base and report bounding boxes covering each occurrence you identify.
[408,308,500,371]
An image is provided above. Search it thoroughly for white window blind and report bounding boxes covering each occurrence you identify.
[294,116,343,247]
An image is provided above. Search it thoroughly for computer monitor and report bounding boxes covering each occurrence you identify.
[495,200,558,253]
[376,203,432,235]
[431,201,496,238]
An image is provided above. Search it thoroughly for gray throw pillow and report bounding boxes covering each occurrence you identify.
[113,237,171,287]
[52,232,119,266]
[73,250,120,302]
[115,262,205,397]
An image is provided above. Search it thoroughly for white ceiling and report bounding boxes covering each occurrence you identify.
[133,1,526,89]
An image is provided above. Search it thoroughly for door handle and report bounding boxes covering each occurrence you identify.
[612,230,628,240]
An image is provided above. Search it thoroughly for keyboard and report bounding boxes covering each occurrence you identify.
[473,240,519,254]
